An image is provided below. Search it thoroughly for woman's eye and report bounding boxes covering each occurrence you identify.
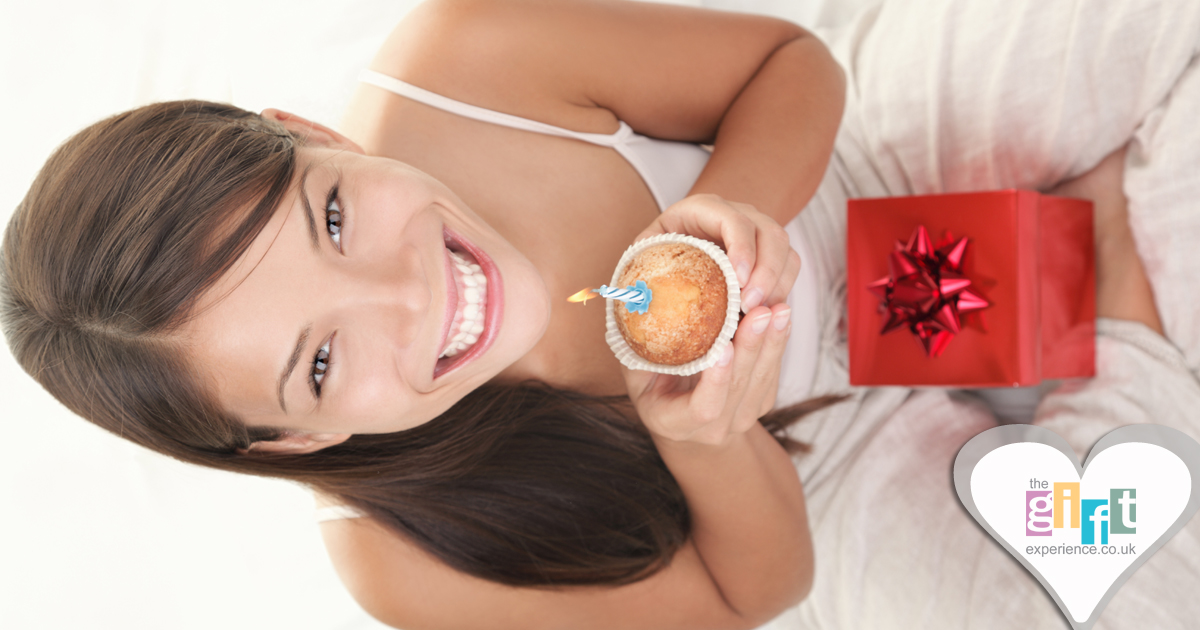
[326,197,343,249]
[311,340,331,397]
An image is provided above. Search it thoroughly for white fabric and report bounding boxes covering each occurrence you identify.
[315,504,368,523]
[759,0,1200,628]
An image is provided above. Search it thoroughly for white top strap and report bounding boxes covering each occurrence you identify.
[359,69,632,147]
[314,504,368,523]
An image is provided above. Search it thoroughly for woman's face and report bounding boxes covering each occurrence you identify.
[183,138,551,442]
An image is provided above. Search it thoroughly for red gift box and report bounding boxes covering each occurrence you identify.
[847,190,1095,387]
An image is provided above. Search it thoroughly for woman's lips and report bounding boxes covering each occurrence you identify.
[434,227,503,379]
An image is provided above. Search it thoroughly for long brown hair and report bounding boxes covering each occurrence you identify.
[1,100,842,587]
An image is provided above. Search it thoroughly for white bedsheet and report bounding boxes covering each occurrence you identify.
[759,1,1200,628]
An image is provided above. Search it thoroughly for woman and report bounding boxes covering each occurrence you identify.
[6,1,839,628]
[4,0,1200,629]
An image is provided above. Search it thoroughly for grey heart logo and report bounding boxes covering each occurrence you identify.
[953,424,1200,629]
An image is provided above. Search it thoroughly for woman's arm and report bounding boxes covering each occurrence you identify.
[687,34,845,229]
[374,0,844,229]
[642,394,814,624]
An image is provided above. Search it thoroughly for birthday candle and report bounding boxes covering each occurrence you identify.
[598,281,652,314]
[597,285,642,302]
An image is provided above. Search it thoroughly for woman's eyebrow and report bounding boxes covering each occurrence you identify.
[299,163,321,254]
[277,325,311,413]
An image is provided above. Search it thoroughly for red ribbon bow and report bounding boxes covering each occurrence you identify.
[867,225,991,357]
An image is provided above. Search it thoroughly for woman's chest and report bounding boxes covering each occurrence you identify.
[346,100,664,394]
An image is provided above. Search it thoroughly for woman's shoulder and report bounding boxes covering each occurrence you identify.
[345,0,811,149]
[313,490,345,510]
[311,498,427,626]
[343,0,620,141]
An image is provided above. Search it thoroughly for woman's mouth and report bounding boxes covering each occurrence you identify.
[439,250,487,358]
[434,228,504,379]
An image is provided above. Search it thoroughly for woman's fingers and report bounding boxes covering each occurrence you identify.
[623,350,732,445]
[713,203,761,289]
[724,306,774,405]
[762,247,801,307]
[683,343,735,432]
[646,195,759,283]
[622,303,791,445]
[620,362,659,404]
[741,211,794,312]
[640,194,798,311]
[741,304,791,428]
[679,196,760,285]
[697,304,786,437]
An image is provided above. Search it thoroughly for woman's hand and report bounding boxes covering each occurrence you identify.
[637,194,801,313]
[621,302,792,447]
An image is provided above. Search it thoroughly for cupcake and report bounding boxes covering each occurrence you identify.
[605,234,742,375]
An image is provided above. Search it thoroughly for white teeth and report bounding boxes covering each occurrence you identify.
[439,248,489,359]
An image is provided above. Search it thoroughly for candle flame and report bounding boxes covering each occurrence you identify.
[567,287,599,304]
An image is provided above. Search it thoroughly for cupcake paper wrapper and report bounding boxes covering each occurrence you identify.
[604,233,742,376]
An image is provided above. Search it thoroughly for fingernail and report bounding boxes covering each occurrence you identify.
[718,343,734,366]
[737,262,751,286]
[773,307,791,331]
[742,288,764,312]
[751,313,771,335]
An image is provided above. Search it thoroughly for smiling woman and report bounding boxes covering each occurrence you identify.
[0,98,694,588]
[181,124,552,442]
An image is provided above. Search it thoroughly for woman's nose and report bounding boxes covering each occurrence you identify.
[335,244,432,348]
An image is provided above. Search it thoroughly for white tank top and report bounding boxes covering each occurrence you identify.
[359,69,713,212]
[316,70,823,523]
